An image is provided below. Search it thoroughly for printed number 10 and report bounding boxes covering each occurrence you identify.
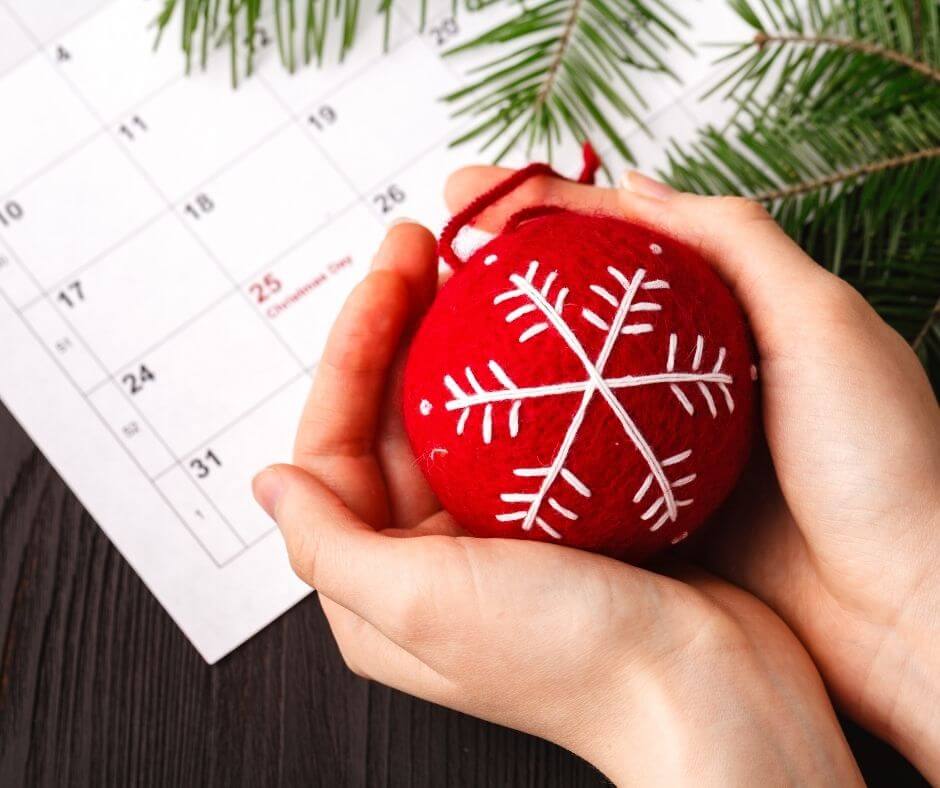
[0,201,24,227]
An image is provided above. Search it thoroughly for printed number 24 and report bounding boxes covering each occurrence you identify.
[122,364,155,395]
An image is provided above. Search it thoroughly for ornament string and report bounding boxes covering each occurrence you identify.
[438,142,601,271]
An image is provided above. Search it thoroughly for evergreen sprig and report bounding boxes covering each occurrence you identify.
[665,0,940,388]
[440,0,688,162]
[154,0,401,84]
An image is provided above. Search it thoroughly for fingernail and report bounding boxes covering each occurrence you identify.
[372,220,416,270]
[619,170,676,201]
[252,466,284,520]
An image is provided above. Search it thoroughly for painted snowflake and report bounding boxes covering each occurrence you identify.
[405,217,754,558]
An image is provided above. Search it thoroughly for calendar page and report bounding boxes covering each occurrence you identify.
[0,0,745,663]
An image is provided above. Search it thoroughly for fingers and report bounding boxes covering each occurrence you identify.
[381,510,467,538]
[375,349,442,527]
[444,165,621,233]
[616,172,837,356]
[369,223,443,525]
[254,463,446,641]
[319,596,451,699]
[446,163,838,359]
[296,271,408,461]
[371,221,438,319]
[295,223,434,463]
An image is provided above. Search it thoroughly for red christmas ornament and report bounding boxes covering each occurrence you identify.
[403,149,756,563]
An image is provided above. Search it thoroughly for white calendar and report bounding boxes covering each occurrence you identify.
[0,0,744,662]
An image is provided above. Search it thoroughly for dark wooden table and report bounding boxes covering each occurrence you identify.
[0,403,928,786]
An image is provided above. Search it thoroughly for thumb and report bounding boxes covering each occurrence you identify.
[252,463,418,625]
[617,172,841,357]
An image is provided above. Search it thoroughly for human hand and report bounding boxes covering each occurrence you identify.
[252,223,862,784]
[443,165,940,780]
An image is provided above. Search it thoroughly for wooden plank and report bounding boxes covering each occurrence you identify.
[0,404,608,786]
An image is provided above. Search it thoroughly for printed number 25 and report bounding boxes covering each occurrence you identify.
[249,273,282,304]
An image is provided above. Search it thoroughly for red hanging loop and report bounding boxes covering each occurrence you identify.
[438,141,600,271]
[576,140,601,184]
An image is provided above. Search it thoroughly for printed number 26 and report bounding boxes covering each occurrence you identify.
[373,185,405,214]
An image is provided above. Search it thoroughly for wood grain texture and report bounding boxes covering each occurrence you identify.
[0,403,927,787]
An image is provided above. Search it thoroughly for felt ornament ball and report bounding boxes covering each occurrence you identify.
[402,159,756,563]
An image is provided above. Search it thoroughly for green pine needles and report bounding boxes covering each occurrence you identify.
[440,0,689,162]
[665,0,940,386]
[153,0,387,83]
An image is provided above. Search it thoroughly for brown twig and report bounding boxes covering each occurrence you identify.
[912,296,940,351]
[753,32,940,82]
[532,0,586,114]
[752,146,940,201]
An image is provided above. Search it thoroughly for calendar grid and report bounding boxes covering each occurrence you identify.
[0,2,186,202]
[0,0,111,78]
[394,4,464,82]
[40,61,311,374]
[257,72,375,222]
[0,0,742,660]
[0,0,721,570]
[150,368,311,482]
[3,16,438,308]
[1,0,481,569]
[1,3,295,566]
[0,253,243,567]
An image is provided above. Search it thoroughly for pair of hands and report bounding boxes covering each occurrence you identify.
[252,167,940,784]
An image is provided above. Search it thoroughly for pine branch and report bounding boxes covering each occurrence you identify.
[667,0,940,387]
[752,145,940,201]
[752,32,940,81]
[442,0,688,162]
[531,0,584,115]
[912,296,940,351]
[154,0,404,83]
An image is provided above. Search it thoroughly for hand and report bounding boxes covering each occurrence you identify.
[252,223,862,784]
[443,166,940,780]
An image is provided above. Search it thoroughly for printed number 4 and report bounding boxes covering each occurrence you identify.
[190,449,221,479]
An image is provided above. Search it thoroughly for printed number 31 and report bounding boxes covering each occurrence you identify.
[190,449,222,479]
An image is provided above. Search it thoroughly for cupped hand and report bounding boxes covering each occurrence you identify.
[252,223,861,785]
[443,166,940,779]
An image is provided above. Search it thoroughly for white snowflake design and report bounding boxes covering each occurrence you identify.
[428,251,736,541]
